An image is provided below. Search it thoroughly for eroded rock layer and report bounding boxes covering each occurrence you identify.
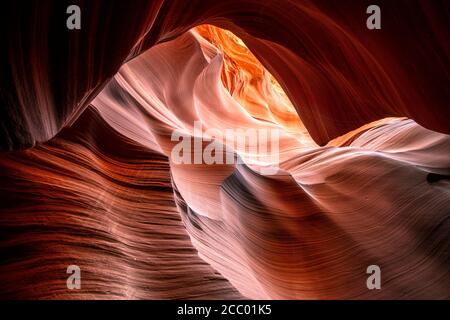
[0,2,449,299]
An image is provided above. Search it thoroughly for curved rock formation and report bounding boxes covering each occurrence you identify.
[0,1,449,299]
[1,0,449,150]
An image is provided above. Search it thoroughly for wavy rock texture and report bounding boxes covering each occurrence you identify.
[0,107,243,299]
[1,0,449,150]
[0,1,449,299]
